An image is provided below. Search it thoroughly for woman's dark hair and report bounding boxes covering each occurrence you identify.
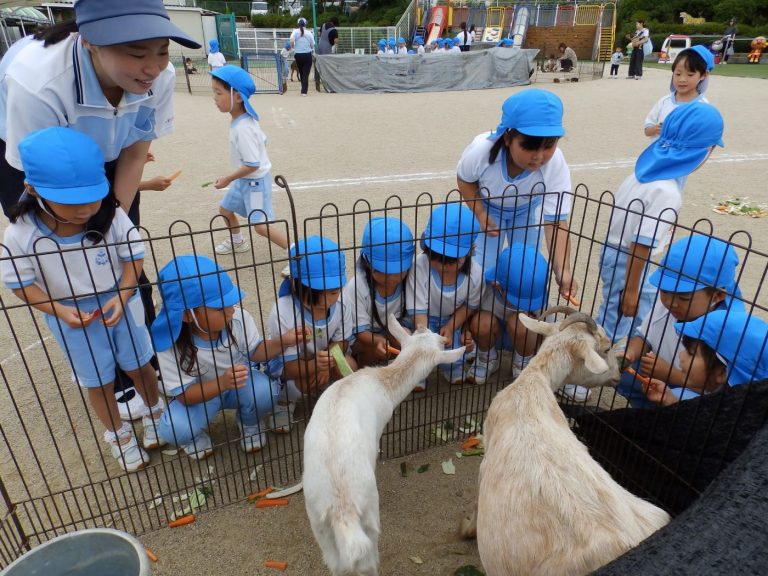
[359,254,407,330]
[292,278,325,306]
[8,190,118,243]
[672,49,708,75]
[558,42,567,50]
[681,334,726,386]
[637,19,645,26]
[421,244,472,276]
[489,129,560,164]
[460,21,467,31]
[33,19,78,47]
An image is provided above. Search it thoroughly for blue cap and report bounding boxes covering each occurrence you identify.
[437,38,445,46]
[635,101,724,183]
[378,39,386,47]
[488,89,565,140]
[414,36,423,44]
[361,217,415,275]
[485,244,549,312]
[284,40,292,50]
[388,39,396,48]
[75,0,200,49]
[452,37,461,46]
[649,234,738,294]
[423,203,479,259]
[670,45,714,94]
[290,236,346,290]
[676,310,768,386]
[209,39,219,53]
[498,38,513,47]
[210,65,259,120]
[407,49,415,54]
[19,127,109,204]
[398,37,405,44]
[151,255,246,352]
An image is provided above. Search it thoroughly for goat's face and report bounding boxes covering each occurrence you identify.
[563,325,621,388]
[387,314,466,365]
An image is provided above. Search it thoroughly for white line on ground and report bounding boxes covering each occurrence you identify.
[0,335,52,367]
[286,152,768,191]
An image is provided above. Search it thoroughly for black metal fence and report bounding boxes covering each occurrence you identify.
[0,180,766,565]
[171,52,284,95]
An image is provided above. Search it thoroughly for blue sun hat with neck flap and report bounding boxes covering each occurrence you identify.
[488,88,565,141]
[423,203,480,259]
[151,255,245,352]
[486,244,549,312]
[671,45,715,95]
[209,39,220,53]
[289,236,346,290]
[210,64,259,120]
[361,217,415,274]
[634,101,724,184]
[649,234,739,294]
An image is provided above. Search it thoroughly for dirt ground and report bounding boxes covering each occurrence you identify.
[2,64,767,575]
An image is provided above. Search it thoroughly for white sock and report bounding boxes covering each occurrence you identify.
[147,399,165,417]
[231,233,244,244]
[104,422,132,443]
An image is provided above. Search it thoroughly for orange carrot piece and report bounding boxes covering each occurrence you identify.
[255,498,289,508]
[90,308,101,318]
[247,487,274,501]
[624,366,651,386]
[461,436,480,451]
[168,169,182,181]
[265,560,288,570]
[387,345,400,356]
[566,294,581,307]
[145,548,158,562]
[168,514,196,528]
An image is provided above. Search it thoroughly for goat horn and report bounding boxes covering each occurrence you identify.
[539,305,578,319]
[559,313,598,335]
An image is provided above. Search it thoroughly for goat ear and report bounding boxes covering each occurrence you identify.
[518,313,556,337]
[574,340,609,374]
[439,346,466,365]
[387,314,411,347]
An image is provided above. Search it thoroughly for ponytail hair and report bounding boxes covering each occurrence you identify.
[298,17,307,36]
[33,19,78,47]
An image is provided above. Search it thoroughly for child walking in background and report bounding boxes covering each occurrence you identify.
[280,41,291,93]
[609,46,623,77]
[1,128,164,472]
[406,203,482,385]
[151,255,307,459]
[207,39,226,71]
[210,65,290,266]
[344,217,415,367]
[267,236,355,432]
[644,45,714,138]
[620,234,741,408]
[597,101,725,345]
[644,309,768,406]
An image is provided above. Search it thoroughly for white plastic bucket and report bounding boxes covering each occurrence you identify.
[1,528,150,576]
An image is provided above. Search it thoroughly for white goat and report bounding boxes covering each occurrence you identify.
[465,308,670,576]
[303,315,465,576]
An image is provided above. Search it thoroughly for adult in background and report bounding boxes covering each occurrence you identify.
[290,17,315,96]
[628,19,650,79]
[315,16,339,91]
[558,42,577,72]
[722,18,738,64]
[0,0,200,418]
[456,21,472,52]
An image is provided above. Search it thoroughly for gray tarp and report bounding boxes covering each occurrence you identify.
[315,48,539,93]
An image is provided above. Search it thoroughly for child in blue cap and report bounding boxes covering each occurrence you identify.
[376,39,387,55]
[456,89,578,302]
[597,101,725,346]
[413,36,425,55]
[1,127,164,472]
[620,233,742,408]
[210,65,290,267]
[280,40,292,93]
[405,203,483,385]
[643,310,768,405]
[208,38,226,71]
[343,217,415,367]
[397,37,407,55]
[151,255,307,459]
[644,45,714,139]
[267,236,355,431]
[467,243,549,385]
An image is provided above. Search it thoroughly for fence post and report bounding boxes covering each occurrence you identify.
[0,476,29,557]
[181,52,192,94]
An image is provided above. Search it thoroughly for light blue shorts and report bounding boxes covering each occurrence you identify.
[45,291,154,388]
[220,175,274,224]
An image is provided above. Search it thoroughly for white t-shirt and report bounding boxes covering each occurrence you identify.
[405,252,483,321]
[417,45,425,55]
[451,45,462,53]
[633,296,684,369]
[342,267,406,334]
[229,113,271,178]
[157,307,263,397]
[1,34,175,168]
[290,29,315,53]
[644,93,708,129]
[457,133,572,221]
[1,208,144,301]
[456,30,472,47]
[266,293,353,377]
[207,51,226,69]
[606,174,682,257]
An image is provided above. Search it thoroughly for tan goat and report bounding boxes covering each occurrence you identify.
[464,308,670,576]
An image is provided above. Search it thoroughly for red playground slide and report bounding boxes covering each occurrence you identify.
[425,6,448,45]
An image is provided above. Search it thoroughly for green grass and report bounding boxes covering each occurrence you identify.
[644,62,768,80]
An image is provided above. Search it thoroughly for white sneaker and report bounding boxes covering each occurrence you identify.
[511,352,532,379]
[115,388,147,421]
[560,384,590,402]
[215,238,249,255]
[280,265,291,278]
[266,402,295,434]
[109,430,149,472]
[141,413,166,450]
[441,366,465,385]
[466,350,499,385]
[182,432,214,460]
[239,421,266,453]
